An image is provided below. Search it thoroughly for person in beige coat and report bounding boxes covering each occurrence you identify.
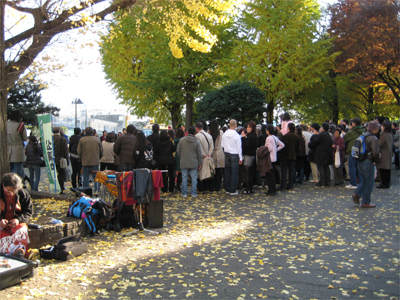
[7,110,27,180]
[209,119,225,192]
[377,121,393,189]
[77,127,102,191]
[195,121,214,192]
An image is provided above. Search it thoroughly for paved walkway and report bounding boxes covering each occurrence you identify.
[1,169,399,299]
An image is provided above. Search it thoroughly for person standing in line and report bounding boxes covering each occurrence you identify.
[300,124,312,181]
[69,128,82,189]
[113,124,138,172]
[352,121,380,208]
[7,110,27,180]
[221,119,243,196]
[77,127,102,192]
[344,118,365,189]
[308,123,320,183]
[332,128,345,186]
[309,122,333,187]
[195,122,214,192]
[155,130,176,193]
[53,127,69,194]
[376,121,393,189]
[25,136,43,191]
[209,120,225,192]
[279,123,300,191]
[174,128,185,191]
[177,126,203,198]
[100,132,116,171]
[264,125,285,196]
[241,121,257,194]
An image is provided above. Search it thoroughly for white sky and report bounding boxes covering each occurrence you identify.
[38,0,337,117]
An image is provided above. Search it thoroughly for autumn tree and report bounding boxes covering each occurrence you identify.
[197,81,265,125]
[0,0,241,177]
[100,3,237,129]
[227,0,334,124]
[328,0,400,104]
[7,77,60,126]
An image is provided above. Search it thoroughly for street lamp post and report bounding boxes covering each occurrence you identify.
[72,98,83,128]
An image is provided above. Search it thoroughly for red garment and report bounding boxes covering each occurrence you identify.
[116,172,136,205]
[0,223,30,256]
[151,170,164,200]
[2,187,17,221]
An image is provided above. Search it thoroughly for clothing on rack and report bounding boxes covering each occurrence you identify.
[134,169,154,204]
[116,172,135,205]
[151,170,163,201]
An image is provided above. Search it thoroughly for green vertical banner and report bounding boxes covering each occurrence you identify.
[37,114,60,193]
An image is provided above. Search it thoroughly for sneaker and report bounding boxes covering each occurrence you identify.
[191,194,197,198]
[230,191,239,196]
[361,203,376,208]
[181,194,187,198]
[309,180,318,183]
[346,184,357,189]
[225,191,230,195]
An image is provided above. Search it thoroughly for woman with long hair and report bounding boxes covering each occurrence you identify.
[155,130,176,192]
[134,131,154,169]
[209,119,225,192]
[241,121,257,194]
[0,173,33,258]
[377,121,393,188]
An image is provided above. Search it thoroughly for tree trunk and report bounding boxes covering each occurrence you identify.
[170,102,181,130]
[366,87,375,121]
[185,95,193,130]
[0,0,10,179]
[266,100,274,124]
[330,71,339,124]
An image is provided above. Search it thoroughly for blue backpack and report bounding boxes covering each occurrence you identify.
[351,132,374,162]
[68,197,99,234]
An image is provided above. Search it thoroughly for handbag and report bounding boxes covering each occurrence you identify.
[60,157,68,169]
[334,146,341,168]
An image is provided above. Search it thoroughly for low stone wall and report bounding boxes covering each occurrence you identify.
[28,217,91,249]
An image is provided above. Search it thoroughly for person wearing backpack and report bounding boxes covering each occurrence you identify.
[344,118,365,189]
[134,131,154,170]
[352,121,381,208]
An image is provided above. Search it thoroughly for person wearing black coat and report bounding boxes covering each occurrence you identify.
[25,136,43,191]
[279,123,300,191]
[241,122,258,194]
[154,130,176,192]
[309,122,333,187]
[134,132,154,170]
[69,128,82,188]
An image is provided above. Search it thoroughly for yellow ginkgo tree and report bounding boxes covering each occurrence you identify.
[0,0,242,178]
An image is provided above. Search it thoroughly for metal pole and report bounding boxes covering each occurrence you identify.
[75,100,77,128]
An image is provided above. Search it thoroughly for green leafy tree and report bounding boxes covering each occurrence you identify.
[197,81,266,125]
[228,0,335,123]
[7,78,60,126]
[100,4,237,128]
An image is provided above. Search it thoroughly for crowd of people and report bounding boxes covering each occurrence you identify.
[2,109,399,258]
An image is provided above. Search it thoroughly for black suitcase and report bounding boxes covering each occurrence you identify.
[39,233,88,261]
[147,200,163,228]
[0,253,38,290]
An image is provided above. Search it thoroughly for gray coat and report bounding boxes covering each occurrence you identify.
[377,131,393,170]
[7,120,27,162]
[177,134,203,170]
[77,135,102,167]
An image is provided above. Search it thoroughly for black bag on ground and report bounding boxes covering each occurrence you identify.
[39,234,88,261]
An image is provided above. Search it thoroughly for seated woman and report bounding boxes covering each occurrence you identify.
[0,173,33,258]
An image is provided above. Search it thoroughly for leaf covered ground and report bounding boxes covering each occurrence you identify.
[1,172,399,299]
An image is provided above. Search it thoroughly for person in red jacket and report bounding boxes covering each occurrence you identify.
[332,128,346,186]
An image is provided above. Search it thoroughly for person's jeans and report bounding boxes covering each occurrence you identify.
[224,153,239,193]
[83,165,99,192]
[10,162,24,180]
[159,164,175,192]
[28,165,41,191]
[348,155,359,186]
[355,159,375,205]
[211,168,223,191]
[280,160,295,190]
[181,169,198,196]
